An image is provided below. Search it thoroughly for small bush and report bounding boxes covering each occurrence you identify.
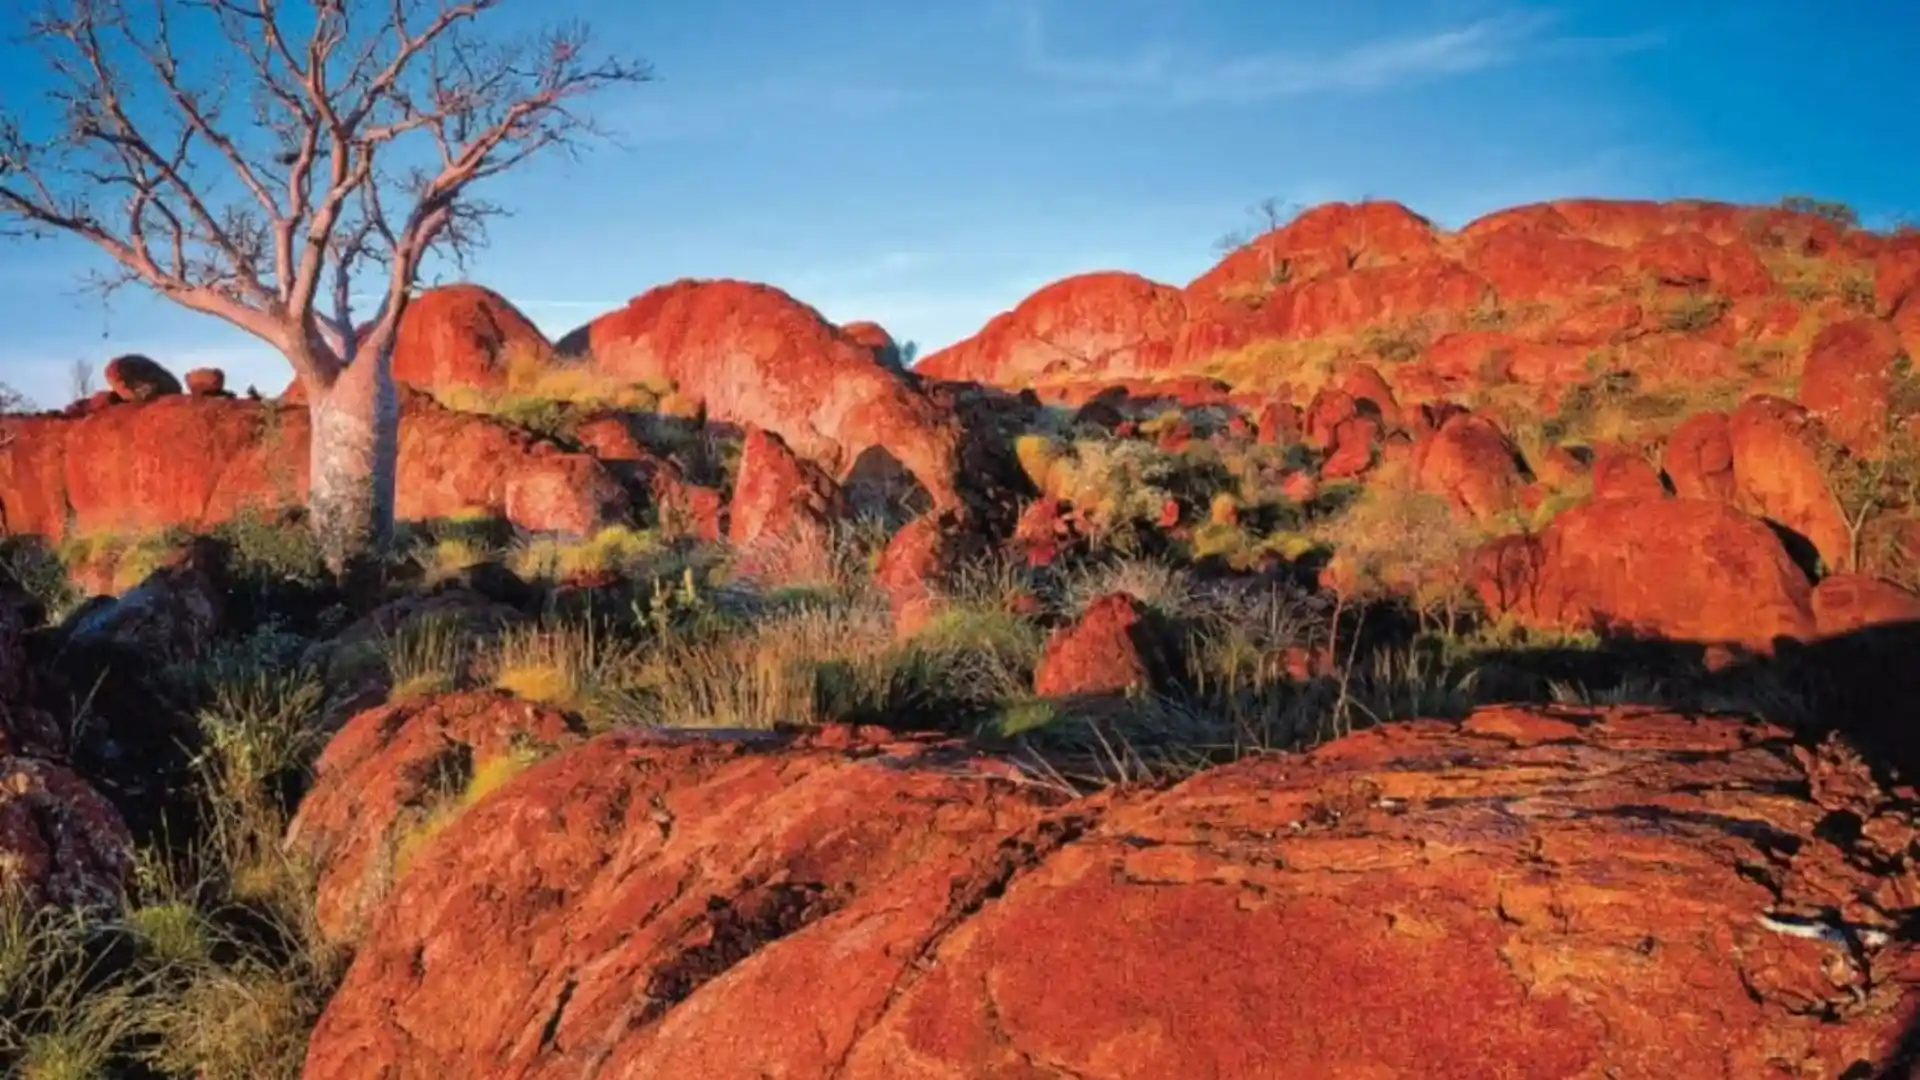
[1661,292,1729,333]
[211,510,328,588]
[1310,480,1483,630]
[510,525,664,584]
[1778,195,1859,228]
[0,538,79,621]
[1362,320,1428,364]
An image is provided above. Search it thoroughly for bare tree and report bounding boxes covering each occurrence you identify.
[68,358,94,401]
[1211,196,1298,285]
[0,0,650,574]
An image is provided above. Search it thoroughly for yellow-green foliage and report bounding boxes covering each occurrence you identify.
[1201,336,1344,394]
[56,530,185,593]
[126,902,212,968]
[485,618,644,729]
[509,525,663,583]
[1137,409,1184,437]
[1013,437,1180,537]
[1014,433,1066,493]
[1311,477,1484,621]
[392,746,543,877]
[658,391,703,419]
[415,536,495,585]
[434,347,672,435]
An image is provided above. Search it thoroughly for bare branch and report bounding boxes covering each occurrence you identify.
[2,0,650,390]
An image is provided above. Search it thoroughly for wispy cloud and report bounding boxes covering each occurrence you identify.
[1013,4,1660,107]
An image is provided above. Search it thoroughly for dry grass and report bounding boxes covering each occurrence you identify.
[483,617,646,730]
[1200,335,1345,394]
[632,597,896,729]
[0,651,348,1079]
[380,611,476,702]
[436,346,672,418]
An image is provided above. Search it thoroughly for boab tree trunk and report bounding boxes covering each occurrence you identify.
[307,351,400,576]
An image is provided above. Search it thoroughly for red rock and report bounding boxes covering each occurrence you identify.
[1010,497,1080,568]
[1799,318,1904,456]
[874,514,975,638]
[1505,341,1593,386]
[1422,330,1519,382]
[1279,470,1319,504]
[304,726,1052,1080]
[1632,231,1775,297]
[1280,263,1490,342]
[286,691,587,943]
[1190,201,1442,299]
[1303,387,1356,448]
[1897,295,1920,370]
[1336,362,1400,426]
[839,320,901,370]
[0,393,628,541]
[1460,220,1627,300]
[1810,573,1920,636]
[183,367,226,396]
[103,353,181,401]
[1255,400,1302,445]
[1663,412,1738,502]
[1727,296,1806,342]
[564,279,964,514]
[918,272,1186,385]
[306,707,1920,1079]
[1726,395,1851,572]
[728,427,847,581]
[1155,497,1181,529]
[0,756,134,910]
[567,417,725,540]
[391,283,553,392]
[1412,412,1525,521]
[68,390,118,416]
[1658,337,1743,382]
[1528,442,1587,490]
[1588,443,1666,499]
[1544,299,1645,346]
[1874,232,1920,318]
[1473,496,1815,651]
[1033,593,1165,699]
[1321,415,1380,479]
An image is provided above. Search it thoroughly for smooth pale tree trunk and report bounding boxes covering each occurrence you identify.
[306,346,399,578]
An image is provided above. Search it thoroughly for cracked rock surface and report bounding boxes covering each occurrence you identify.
[303,706,1920,1080]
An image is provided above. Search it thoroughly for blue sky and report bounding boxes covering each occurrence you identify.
[1,0,1916,407]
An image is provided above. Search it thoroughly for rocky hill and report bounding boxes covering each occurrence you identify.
[0,196,1918,1078]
